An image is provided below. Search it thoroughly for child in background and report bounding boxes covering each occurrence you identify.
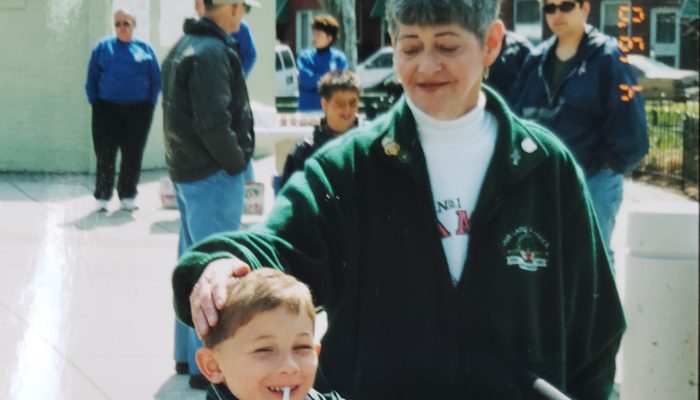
[195,268,344,400]
[279,70,361,190]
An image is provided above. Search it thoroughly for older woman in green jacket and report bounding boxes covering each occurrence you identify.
[173,1,625,398]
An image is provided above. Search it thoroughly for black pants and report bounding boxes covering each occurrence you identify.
[91,100,154,201]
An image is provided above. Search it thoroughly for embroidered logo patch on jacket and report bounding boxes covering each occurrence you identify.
[502,226,550,272]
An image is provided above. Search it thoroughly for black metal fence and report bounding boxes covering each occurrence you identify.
[632,100,699,197]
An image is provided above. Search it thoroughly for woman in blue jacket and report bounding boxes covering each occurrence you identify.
[297,15,348,112]
[85,9,161,212]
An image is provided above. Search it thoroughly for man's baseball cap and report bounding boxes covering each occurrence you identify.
[211,0,261,7]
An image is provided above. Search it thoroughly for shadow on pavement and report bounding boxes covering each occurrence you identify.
[62,209,136,230]
[151,218,181,234]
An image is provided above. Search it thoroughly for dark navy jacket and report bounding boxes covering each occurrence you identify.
[486,30,532,101]
[279,118,358,190]
[510,26,648,177]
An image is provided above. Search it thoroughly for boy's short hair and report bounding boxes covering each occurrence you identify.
[311,15,341,43]
[203,268,316,349]
[318,70,362,100]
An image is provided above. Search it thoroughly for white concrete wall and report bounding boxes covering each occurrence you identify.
[241,6,276,108]
[621,202,699,399]
[0,0,98,172]
[0,0,275,173]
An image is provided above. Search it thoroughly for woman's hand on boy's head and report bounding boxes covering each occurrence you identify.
[191,257,251,338]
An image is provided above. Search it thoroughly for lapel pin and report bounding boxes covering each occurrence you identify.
[511,150,521,166]
[521,138,538,154]
[382,138,401,156]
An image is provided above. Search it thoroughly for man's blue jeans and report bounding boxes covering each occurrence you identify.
[173,169,244,375]
[586,169,623,267]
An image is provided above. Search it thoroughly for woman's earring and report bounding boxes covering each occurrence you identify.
[482,66,490,80]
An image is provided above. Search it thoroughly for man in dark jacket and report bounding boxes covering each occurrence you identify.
[510,0,648,260]
[279,70,362,190]
[161,0,258,389]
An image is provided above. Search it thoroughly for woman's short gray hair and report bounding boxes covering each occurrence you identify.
[386,0,501,40]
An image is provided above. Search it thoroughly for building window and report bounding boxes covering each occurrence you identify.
[651,8,680,67]
[601,0,632,37]
[514,0,542,43]
[296,10,316,51]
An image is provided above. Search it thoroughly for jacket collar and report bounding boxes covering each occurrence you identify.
[540,24,608,67]
[208,383,321,400]
[372,85,549,189]
[183,17,236,46]
[313,119,337,146]
[313,118,358,146]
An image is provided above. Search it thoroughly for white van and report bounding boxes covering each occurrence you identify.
[275,43,298,97]
[356,46,394,89]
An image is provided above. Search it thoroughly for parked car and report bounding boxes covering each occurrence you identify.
[275,43,298,97]
[356,46,394,90]
[626,54,699,101]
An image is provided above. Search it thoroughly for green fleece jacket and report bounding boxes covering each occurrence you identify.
[174,88,625,399]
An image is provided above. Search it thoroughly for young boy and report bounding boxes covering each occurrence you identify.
[279,70,362,190]
[195,268,344,400]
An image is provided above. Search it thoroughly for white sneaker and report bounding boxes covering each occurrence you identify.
[96,199,108,212]
[121,198,137,211]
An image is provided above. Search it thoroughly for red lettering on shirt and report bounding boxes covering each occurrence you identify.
[455,210,470,235]
[437,210,471,238]
[438,220,451,238]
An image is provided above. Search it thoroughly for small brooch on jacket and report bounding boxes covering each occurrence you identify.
[382,137,400,156]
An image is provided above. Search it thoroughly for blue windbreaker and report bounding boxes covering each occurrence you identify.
[231,20,256,77]
[297,47,347,111]
[85,37,161,105]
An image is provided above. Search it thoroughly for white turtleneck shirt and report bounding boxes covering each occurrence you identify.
[407,92,498,284]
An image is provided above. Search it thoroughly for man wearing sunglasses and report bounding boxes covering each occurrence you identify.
[510,0,648,265]
[161,0,260,389]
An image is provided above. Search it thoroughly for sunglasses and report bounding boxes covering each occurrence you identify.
[542,1,579,14]
[114,21,132,28]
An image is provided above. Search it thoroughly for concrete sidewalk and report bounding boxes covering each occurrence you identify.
[0,155,694,399]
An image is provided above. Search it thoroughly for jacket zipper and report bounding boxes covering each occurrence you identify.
[409,140,464,390]
[540,57,581,107]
